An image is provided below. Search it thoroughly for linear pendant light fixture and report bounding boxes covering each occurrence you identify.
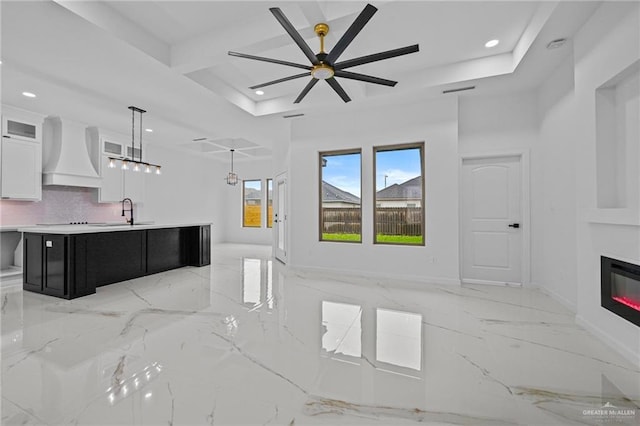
[226,149,238,186]
[108,106,162,175]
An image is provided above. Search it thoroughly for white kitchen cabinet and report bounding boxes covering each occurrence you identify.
[0,112,43,200]
[99,155,146,203]
[123,169,145,201]
[97,136,145,204]
[99,154,124,203]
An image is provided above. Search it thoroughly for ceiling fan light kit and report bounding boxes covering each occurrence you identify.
[228,3,419,104]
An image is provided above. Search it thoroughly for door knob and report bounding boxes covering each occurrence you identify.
[508,223,520,229]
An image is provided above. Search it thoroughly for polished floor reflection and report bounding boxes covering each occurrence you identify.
[2,244,640,425]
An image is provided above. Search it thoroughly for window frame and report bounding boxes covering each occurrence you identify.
[318,148,363,243]
[373,142,425,246]
[266,178,273,228]
[242,179,263,228]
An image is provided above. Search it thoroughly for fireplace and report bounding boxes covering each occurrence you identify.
[601,256,640,327]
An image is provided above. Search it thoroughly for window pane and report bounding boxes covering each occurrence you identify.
[320,150,361,242]
[267,179,273,228]
[374,145,424,245]
[243,180,262,227]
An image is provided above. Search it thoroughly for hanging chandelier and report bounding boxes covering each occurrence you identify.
[226,149,238,186]
[108,106,162,175]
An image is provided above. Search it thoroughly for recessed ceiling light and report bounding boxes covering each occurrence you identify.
[22,92,36,98]
[255,90,265,96]
[485,39,499,48]
[145,128,153,133]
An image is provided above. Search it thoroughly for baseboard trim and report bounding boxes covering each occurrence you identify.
[461,278,522,287]
[530,282,638,367]
[530,282,577,313]
[0,277,23,290]
[291,264,461,289]
[576,314,640,367]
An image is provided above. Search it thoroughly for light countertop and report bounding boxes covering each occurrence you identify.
[18,222,211,234]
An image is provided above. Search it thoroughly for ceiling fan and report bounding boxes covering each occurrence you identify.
[228,4,419,104]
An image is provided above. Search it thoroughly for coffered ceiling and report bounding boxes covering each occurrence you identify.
[0,0,600,157]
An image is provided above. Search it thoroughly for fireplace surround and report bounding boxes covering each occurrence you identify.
[601,256,640,327]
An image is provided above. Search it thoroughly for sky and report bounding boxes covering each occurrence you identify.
[322,148,422,197]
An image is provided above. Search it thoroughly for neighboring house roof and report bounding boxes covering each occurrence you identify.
[322,181,361,205]
[376,176,421,199]
[244,187,261,200]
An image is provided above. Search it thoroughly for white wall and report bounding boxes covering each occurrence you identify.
[222,157,274,245]
[141,145,226,243]
[532,1,640,363]
[458,91,538,155]
[458,90,539,286]
[536,54,579,309]
[572,1,640,364]
[288,97,460,284]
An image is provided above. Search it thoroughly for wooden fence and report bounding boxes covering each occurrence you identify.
[322,207,422,236]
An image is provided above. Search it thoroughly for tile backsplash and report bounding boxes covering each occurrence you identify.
[0,186,122,226]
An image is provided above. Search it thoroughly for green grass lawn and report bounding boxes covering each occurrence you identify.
[322,233,361,242]
[322,233,423,244]
[376,234,423,244]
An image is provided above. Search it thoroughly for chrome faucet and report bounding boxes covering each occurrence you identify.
[121,198,134,225]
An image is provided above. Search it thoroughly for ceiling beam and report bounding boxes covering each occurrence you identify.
[52,0,171,65]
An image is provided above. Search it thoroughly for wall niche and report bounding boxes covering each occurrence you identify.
[595,60,640,210]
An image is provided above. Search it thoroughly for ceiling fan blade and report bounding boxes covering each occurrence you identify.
[334,70,397,87]
[250,72,311,90]
[229,51,311,71]
[326,4,377,65]
[270,8,320,65]
[334,44,419,70]
[294,78,319,104]
[326,78,351,103]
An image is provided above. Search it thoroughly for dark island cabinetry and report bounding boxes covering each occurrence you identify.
[23,225,210,299]
[23,233,68,298]
[187,225,210,267]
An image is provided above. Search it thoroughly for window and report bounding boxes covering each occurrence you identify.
[374,143,424,245]
[267,179,273,228]
[243,180,262,227]
[319,150,362,242]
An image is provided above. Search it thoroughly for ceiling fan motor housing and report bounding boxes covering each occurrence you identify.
[229,4,419,103]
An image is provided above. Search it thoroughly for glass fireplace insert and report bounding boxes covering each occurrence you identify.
[601,256,640,327]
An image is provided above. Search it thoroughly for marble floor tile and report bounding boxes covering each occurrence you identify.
[2,243,639,425]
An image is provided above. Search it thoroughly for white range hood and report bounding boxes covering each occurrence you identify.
[42,116,101,188]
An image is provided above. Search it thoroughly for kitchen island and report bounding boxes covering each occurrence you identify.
[18,223,210,299]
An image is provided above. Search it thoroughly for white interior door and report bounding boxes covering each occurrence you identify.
[274,173,287,263]
[461,156,522,285]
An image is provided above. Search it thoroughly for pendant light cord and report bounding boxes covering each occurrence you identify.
[139,111,143,162]
[131,107,135,161]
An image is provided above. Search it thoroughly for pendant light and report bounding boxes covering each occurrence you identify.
[108,106,162,174]
[226,149,238,186]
